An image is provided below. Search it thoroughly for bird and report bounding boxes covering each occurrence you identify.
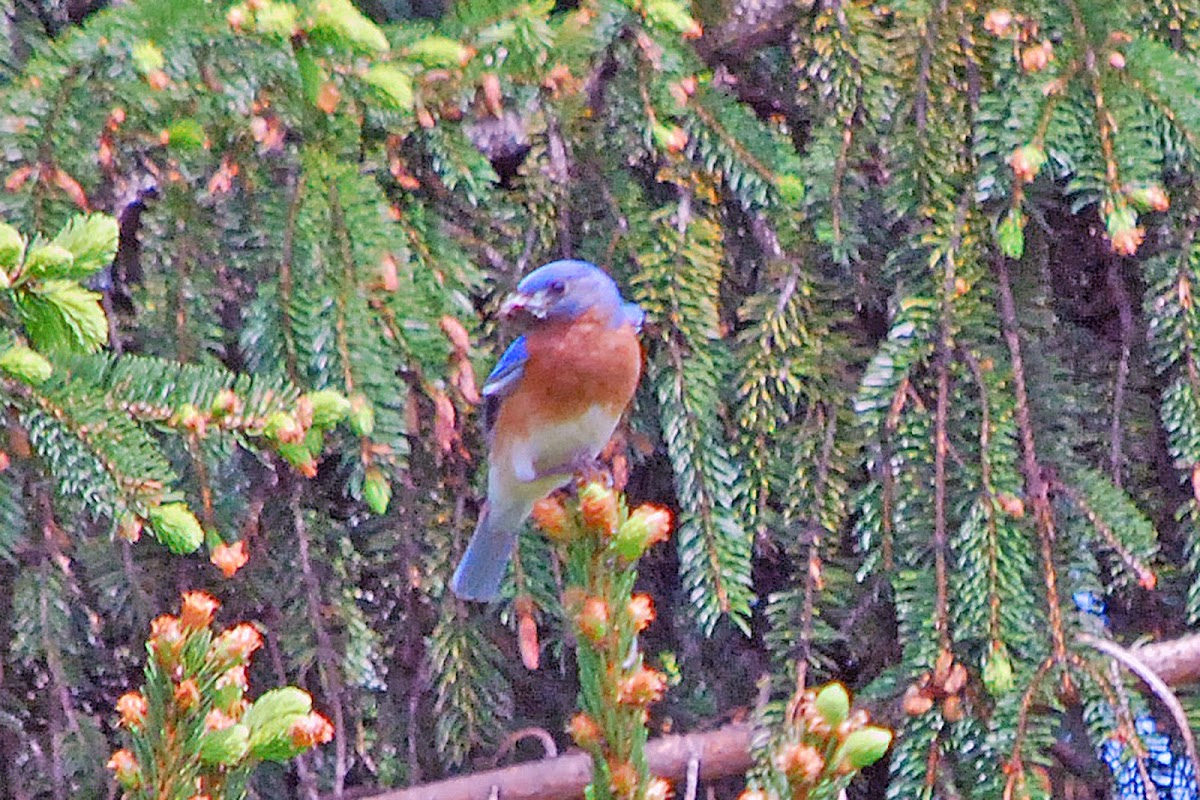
[450,260,644,601]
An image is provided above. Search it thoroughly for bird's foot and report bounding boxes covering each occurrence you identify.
[572,459,612,488]
[530,455,609,486]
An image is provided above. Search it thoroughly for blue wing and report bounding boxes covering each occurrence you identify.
[482,335,528,435]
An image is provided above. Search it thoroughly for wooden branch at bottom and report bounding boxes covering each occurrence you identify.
[1136,632,1200,687]
[356,722,753,800]
[332,635,1200,800]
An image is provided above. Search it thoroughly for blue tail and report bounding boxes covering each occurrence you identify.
[450,501,532,601]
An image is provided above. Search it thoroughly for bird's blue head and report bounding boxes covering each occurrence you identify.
[501,260,641,328]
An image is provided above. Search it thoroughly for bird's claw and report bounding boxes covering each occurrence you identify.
[573,459,612,488]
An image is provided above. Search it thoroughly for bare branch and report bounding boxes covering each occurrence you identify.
[1078,633,1200,783]
[338,723,753,800]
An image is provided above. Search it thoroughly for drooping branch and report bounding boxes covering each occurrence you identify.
[995,255,1073,694]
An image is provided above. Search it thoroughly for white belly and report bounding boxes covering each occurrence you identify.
[503,404,620,486]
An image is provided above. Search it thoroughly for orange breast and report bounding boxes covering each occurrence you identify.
[494,310,642,441]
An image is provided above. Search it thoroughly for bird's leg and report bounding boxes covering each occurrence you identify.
[572,459,611,488]
[531,453,607,485]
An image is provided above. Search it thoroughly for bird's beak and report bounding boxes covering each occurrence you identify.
[500,290,550,321]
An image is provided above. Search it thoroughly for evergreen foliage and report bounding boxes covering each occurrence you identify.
[0,0,1199,797]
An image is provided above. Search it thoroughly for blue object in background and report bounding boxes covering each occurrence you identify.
[1075,591,1198,800]
[1098,714,1197,800]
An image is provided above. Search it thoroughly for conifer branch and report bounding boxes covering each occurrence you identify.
[1106,257,1133,486]
[995,254,1073,694]
[291,486,349,795]
[328,175,358,394]
[1056,480,1157,590]
[963,351,1003,644]
[796,408,839,685]
[278,173,304,384]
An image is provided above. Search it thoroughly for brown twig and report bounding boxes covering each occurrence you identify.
[488,727,559,767]
[995,255,1073,695]
[543,105,574,258]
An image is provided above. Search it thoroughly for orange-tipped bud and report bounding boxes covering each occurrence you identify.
[646,777,673,800]
[150,614,183,646]
[609,760,639,798]
[180,590,219,629]
[568,712,603,749]
[265,412,304,445]
[943,662,968,696]
[516,596,540,670]
[1021,41,1053,72]
[106,749,140,787]
[218,664,249,691]
[174,679,200,709]
[628,593,656,631]
[941,693,964,722]
[902,684,934,716]
[211,540,249,578]
[613,505,672,559]
[294,396,315,430]
[983,8,1014,36]
[576,597,610,643]
[531,496,571,541]
[116,692,147,729]
[204,708,236,732]
[146,69,171,91]
[149,614,184,666]
[210,388,239,417]
[214,622,263,662]
[1111,225,1145,256]
[1007,145,1046,183]
[995,492,1025,518]
[289,711,334,748]
[617,666,667,706]
[776,741,825,782]
[175,404,207,437]
[580,483,618,536]
[118,514,143,543]
[1127,185,1170,212]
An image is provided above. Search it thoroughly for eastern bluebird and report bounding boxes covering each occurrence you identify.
[450,260,644,601]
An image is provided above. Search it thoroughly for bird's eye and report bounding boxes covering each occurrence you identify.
[548,280,566,296]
